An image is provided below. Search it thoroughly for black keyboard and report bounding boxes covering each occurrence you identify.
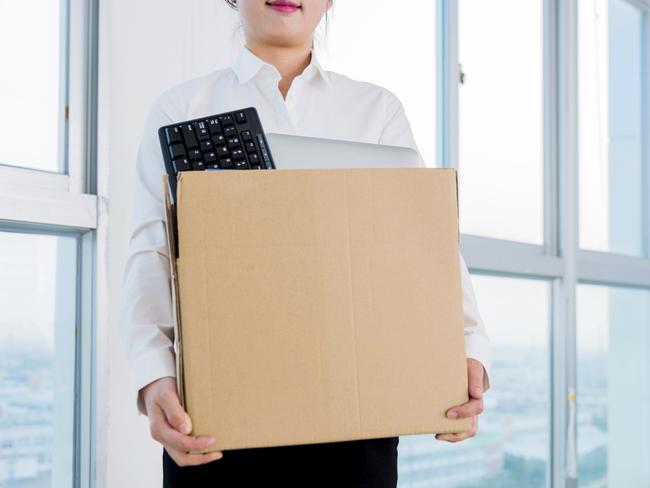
[158,106,275,203]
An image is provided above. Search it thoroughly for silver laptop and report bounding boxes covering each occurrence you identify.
[265,132,423,169]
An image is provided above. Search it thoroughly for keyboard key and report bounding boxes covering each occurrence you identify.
[192,161,206,171]
[195,121,210,140]
[231,148,245,160]
[251,164,262,169]
[218,114,234,126]
[208,118,221,134]
[244,141,256,153]
[248,153,260,165]
[188,148,202,161]
[257,134,271,167]
[223,126,237,137]
[169,144,186,159]
[165,127,183,145]
[206,164,222,170]
[212,134,226,145]
[227,137,240,148]
[215,145,229,157]
[235,159,249,169]
[204,151,217,163]
[181,124,198,148]
[200,140,213,151]
[172,158,191,172]
[219,157,234,168]
[240,130,253,142]
[235,111,247,124]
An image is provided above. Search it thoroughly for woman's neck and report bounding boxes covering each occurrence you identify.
[245,41,313,100]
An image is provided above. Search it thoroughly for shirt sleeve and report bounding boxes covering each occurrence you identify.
[119,88,183,415]
[377,90,492,389]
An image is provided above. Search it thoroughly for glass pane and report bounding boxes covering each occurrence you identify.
[578,0,645,256]
[320,0,437,166]
[0,1,64,172]
[398,276,550,487]
[458,0,544,244]
[0,231,77,487]
[577,284,650,487]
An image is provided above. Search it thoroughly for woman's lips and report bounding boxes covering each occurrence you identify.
[267,3,300,13]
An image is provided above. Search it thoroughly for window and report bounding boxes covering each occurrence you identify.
[398,276,551,488]
[0,231,78,487]
[0,1,67,172]
[430,1,650,486]
[576,284,650,487]
[578,0,646,256]
[320,0,437,166]
[0,0,97,486]
[457,0,544,244]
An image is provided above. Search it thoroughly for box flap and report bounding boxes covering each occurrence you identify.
[162,174,185,408]
[453,168,460,244]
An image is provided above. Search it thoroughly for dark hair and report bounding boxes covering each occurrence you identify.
[223,0,332,45]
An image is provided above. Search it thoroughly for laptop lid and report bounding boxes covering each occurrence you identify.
[265,132,424,169]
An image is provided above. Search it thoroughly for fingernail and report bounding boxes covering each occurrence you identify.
[212,452,223,461]
[472,387,483,397]
[447,411,458,419]
[180,422,191,434]
[202,436,216,447]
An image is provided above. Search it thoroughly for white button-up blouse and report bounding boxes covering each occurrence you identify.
[120,43,491,414]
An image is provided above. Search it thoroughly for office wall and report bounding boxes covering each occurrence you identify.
[97,1,239,486]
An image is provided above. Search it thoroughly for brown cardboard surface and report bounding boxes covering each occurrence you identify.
[170,168,469,452]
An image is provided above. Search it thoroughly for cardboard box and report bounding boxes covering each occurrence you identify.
[163,168,469,452]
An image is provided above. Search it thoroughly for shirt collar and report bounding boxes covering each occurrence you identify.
[231,43,330,86]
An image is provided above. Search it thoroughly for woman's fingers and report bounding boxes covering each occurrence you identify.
[446,397,484,419]
[142,378,222,466]
[165,446,224,467]
[436,416,479,443]
[154,380,191,434]
[436,359,487,443]
[445,359,486,418]
[149,403,219,455]
[467,359,486,400]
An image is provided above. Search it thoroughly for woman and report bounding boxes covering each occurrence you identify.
[120,0,491,486]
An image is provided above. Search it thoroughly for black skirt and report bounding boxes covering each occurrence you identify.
[162,437,399,488]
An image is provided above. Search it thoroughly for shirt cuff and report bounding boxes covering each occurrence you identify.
[464,333,492,391]
[130,347,177,416]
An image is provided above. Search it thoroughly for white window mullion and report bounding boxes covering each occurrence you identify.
[76,230,96,488]
[545,0,560,259]
[545,1,568,485]
[461,234,563,278]
[0,185,97,230]
[0,164,69,192]
[437,0,460,170]
[578,250,650,287]
[59,0,70,178]
[642,8,650,259]
[557,0,580,486]
[67,0,96,194]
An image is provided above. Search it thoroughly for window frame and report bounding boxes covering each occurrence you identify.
[438,0,650,487]
[0,0,99,487]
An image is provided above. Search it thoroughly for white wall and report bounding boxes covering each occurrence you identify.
[97,1,241,486]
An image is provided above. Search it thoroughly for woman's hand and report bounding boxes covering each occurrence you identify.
[141,376,223,466]
[435,358,487,443]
